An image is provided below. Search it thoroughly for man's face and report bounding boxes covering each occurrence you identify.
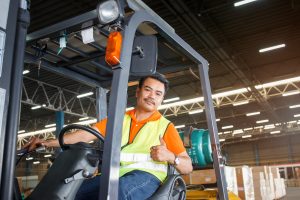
[136,78,165,112]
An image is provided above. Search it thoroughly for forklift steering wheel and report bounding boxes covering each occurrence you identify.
[58,124,104,150]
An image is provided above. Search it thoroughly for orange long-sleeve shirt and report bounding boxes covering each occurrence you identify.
[94,109,185,155]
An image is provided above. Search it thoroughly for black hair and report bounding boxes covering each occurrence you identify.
[138,73,169,94]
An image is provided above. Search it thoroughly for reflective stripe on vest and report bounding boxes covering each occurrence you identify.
[120,152,152,162]
[119,113,170,182]
[121,161,168,173]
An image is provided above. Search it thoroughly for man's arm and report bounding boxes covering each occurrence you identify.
[23,126,100,151]
[150,138,193,175]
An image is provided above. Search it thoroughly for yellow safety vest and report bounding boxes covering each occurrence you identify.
[119,113,171,182]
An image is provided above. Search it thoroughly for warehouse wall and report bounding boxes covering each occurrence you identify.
[223,134,300,166]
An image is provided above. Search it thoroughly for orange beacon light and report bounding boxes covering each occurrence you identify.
[105,31,122,66]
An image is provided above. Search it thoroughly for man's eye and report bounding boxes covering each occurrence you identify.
[156,93,162,96]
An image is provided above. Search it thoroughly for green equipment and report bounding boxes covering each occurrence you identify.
[179,129,213,167]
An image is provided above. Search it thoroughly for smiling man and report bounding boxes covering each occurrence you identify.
[25,73,192,200]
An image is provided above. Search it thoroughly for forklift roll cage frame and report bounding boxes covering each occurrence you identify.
[0,0,228,199]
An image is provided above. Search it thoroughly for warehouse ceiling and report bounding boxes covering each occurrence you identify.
[18,0,300,145]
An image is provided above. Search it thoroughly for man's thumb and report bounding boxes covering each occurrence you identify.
[160,137,166,146]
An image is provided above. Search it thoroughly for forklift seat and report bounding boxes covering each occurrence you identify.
[148,166,186,200]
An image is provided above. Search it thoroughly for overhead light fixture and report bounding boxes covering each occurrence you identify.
[163,97,180,103]
[44,154,52,158]
[31,105,42,110]
[74,119,97,126]
[45,124,56,128]
[33,161,40,165]
[97,0,121,25]
[223,131,231,134]
[270,130,280,134]
[219,139,225,142]
[264,124,275,129]
[218,132,223,135]
[233,129,244,134]
[18,130,26,134]
[79,117,89,121]
[256,119,269,124]
[175,125,185,129]
[234,0,258,7]
[254,126,263,129]
[216,118,220,122]
[222,125,233,130]
[256,76,300,89]
[188,109,203,115]
[290,104,300,109]
[126,107,134,111]
[246,112,260,116]
[259,44,286,53]
[294,114,300,118]
[287,120,296,124]
[233,100,249,106]
[242,135,252,138]
[282,90,300,97]
[26,157,33,161]
[243,127,253,131]
[77,92,94,98]
[23,70,30,75]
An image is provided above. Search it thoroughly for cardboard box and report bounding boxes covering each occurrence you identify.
[225,166,238,196]
[236,166,254,200]
[182,169,216,185]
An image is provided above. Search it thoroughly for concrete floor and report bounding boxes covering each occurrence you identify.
[284,187,300,200]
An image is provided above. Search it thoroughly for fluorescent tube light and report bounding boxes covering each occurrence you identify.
[45,124,56,128]
[74,119,97,125]
[233,100,249,106]
[163,97,180,103]
[282,90,300,97]
[23,70,30,75]
[233,129,243,134]
[77,92,93,98]
[126,107,134,111]
[26,157,33,161]
[18,130,26,134]
[222,125,233,130]
[294,114,300,118]
[264,124,275,129]
[243,127,253,131]
[242,135,252,138]
[234,0,257,7]
[289,104,300,109]
[256,119,269,124]
[246,112,260,116]
[44,154,52,158]
[219,139,225,142]
[31,105,42,110]
[224,131,231,134]
[33,161,40,165]
[79,117,89,121]
[287,120,296,124]
[270,130,280,134]
[175,125,185,129]
[254,126,263,129]
[188,109,203,115]
[259,44,286,53]
[216,118,220,122]
[218,132,223,135]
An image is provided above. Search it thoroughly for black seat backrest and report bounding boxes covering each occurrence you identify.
[147,165,186,200]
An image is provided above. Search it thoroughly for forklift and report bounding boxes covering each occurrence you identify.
[0,0,238,199]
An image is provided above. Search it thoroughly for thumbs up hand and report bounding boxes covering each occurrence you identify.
[150,137,175,163]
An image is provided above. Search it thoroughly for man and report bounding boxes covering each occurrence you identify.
[25,73,193,200]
